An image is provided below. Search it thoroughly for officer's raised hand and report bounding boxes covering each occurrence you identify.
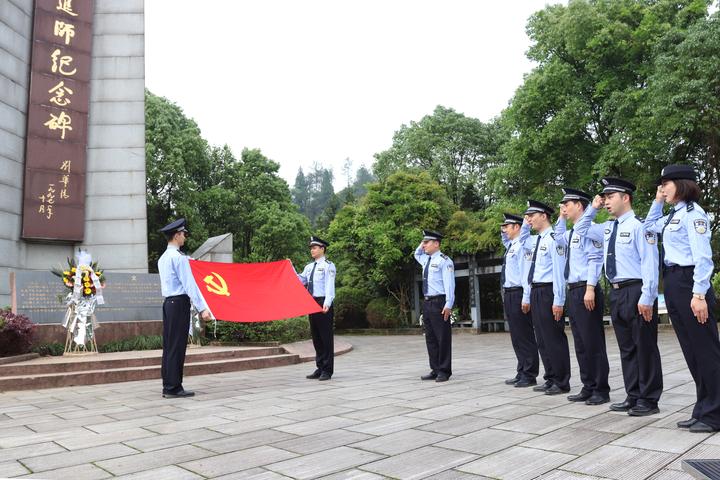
[655,185,665,203]
[552,305,563,322]
[442,307,451,321]
[591,195,604,210]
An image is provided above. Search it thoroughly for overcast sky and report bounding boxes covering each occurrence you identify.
[145,1,559,189]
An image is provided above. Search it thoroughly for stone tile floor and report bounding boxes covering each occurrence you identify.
[0,330,718,479]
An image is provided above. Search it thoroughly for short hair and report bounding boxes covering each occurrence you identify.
[671,179,700,203]
[568,199,589,210]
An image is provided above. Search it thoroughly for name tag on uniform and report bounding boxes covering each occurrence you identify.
[619,232,630,238]
[431,263,440,269]
[670,218,681,224]
[539,245,547,251]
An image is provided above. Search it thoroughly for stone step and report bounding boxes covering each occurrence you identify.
[0,346,285,376]
[0,353,301,392]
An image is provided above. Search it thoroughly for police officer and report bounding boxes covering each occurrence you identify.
[555,189,610,405]
[158,218,211,398]
[574,178,663,416]
[501,213,539,387]
[521,200,571,395]
[644,165,720,432]
[415,230,455,382]
[298,236,336,381]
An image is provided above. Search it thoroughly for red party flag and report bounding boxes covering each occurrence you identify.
[188,259,322,322]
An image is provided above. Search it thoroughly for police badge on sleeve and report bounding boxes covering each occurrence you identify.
[645,232,656,245]
[694,219,708,234]
[556,245,565,256]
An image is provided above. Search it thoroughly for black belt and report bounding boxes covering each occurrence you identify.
[165,294,189,300]
[503,287,523,293]
[610,279,642,290]
[424,295,446,301]
[568,281,587,290]
[531,282,553,288]
[313,296,326,300]
[663,264,694,272]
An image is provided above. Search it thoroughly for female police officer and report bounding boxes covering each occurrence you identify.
[645,164,720,433]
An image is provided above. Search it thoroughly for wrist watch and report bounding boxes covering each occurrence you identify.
[693,293,706,300]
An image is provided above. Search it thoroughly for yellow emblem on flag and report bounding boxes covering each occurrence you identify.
[204,272,230,296]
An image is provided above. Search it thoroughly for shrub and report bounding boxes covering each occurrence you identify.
[365,297,401,329]
[334,286,371,329]
[99,335,163,353]
[0,308,36,357]
[713,272,720,294]
[31,342,65,356]
[214,316,311,344]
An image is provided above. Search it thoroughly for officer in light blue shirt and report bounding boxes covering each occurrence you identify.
[554,188,610,405]
[157,218,211,398]
[520,200,570,396]
[573,177,663,417]
[500,213,539,388]
[297,236,336,381]
[415,230,455,382]
[644,164,720,433]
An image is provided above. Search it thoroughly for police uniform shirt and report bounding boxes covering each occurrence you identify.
[501,232,526,289]
[414,246,456,310]
[158,245,208,312]
[554,217,603,285]
[520,225,567,307]
[574,206,659,306]
[298,256,336,308]
[645,200,713,294]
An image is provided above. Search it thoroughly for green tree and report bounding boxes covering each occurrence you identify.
[374,106,507,209]
[493,0,710,208]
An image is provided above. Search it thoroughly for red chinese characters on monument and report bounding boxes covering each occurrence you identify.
[22,0,93,242]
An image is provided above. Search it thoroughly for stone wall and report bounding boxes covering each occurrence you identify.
[0,0,147,307]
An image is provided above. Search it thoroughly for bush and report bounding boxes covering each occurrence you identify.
[31,342,65,357]
[99,335,163,353]
[334,286,371,329]
[365,297,401,329]
[214,316,311,344]
[0,308,36,357]
[713,272,720,294]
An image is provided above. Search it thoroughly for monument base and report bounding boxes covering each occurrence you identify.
[33,321,163,347]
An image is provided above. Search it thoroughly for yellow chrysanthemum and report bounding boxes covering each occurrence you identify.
[63,270,70,276]
[84,288,92,294]
[71,267,76,272]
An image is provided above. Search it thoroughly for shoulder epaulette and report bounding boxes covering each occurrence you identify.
[440,253,449,260]
[635,216,644,223]
[550,232,556,239]
[326,260,333,264]
[687,202,695,212]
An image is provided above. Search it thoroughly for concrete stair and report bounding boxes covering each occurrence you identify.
[0,346,300,392]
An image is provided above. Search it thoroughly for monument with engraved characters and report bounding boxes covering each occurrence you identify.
[0,0,149,344]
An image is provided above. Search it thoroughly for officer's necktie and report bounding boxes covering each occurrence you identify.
[606,220,619,280]
[564,229,574,280]
[423,258,430,295]
[527,236,541,285]
[500,245,509,288]
[307,262,317,295]
[659,207,677,270]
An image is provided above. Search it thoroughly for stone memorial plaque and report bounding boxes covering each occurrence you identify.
[11,271,162,324]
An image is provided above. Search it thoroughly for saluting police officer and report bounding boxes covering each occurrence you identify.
[574,178,663,416]
[555,189,611,405]
[500,213,539,387]
[644,165,720,432]
[521,200,571,395]
[298,236,336,381]
[158,218,211,398]
[415,230,456,382]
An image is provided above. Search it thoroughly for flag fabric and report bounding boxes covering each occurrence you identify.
[188,259,323,323]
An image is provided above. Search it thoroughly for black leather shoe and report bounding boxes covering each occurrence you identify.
[585,395,610,405]
[567,392,592,402]
[533,382,552,392]
[545,385,570,396]
[628,405,660,416]
[677,418,698,429]
[318,373,332,381]
[689,421,718,433]
[421,373,438,381]
[306,370,321,379]
[435,376,449,383]
[514,379,537,388]
[609,400,635,412]
[162,389,195,398]
[505,377,520,385]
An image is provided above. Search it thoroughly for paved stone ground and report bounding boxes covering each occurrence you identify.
[1,330,719,480]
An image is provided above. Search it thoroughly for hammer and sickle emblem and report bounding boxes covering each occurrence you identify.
[204,272,230,296]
